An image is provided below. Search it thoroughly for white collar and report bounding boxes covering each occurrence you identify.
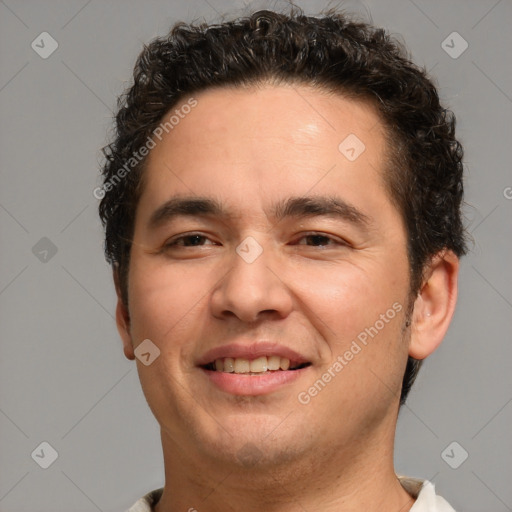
[398,476,457,511]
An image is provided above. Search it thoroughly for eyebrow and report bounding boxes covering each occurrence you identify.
[148,197,227,229]
[147,195,372,230]
[271,195,371,228]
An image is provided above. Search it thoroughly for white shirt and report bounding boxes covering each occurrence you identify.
[126,476,456,511]
[398,476,456,511]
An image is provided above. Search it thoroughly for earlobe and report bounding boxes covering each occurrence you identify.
[113,266,135,360]
[408,250,460,360]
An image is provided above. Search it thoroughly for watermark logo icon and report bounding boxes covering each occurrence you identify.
[236,236,263,263]
[31,32,58,59]
[441,441,469,469]
[134,339,161,366]
[32,237,58,263]
[237,442,263,466]
[338,134,366,161]
[441,32,468,59]
[31,441,58,469]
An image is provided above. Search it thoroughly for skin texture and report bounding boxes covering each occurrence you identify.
[115,84,459,512]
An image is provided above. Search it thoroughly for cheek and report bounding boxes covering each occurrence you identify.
[127,257,213,346]
[288,259,405,346]
[293,263,408,424]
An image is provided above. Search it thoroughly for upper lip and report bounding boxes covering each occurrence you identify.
[196,341,310,366]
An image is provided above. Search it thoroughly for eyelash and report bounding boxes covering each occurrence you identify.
[163,232,348,249]
[294,233,346,247]
[164,233,216,248]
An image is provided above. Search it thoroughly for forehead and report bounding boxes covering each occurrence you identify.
[139,84,390,217]
[160,83,385,151]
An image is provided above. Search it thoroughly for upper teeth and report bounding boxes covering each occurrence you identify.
[214,356,291,373]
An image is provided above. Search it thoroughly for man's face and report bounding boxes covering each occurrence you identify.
[121,84,412,468]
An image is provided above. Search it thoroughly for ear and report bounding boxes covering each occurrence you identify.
[113,265,135,360]
[408,250,460,360]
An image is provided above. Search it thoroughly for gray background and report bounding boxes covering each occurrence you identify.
[0,0,511,510]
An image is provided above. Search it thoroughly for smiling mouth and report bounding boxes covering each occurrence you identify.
[202,356,312,375]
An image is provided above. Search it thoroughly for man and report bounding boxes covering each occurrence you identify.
[98,7,466,511]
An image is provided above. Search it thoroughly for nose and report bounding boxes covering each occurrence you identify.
[210,239,293,323]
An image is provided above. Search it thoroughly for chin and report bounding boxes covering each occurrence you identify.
[194,417,307,468]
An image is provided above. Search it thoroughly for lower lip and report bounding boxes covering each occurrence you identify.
[201,367,310,396]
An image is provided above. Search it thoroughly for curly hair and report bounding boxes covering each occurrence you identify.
[98,7,467,405]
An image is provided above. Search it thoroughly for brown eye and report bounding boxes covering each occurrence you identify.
[176,235,208,246]
[293,232,346,247]
[165,233,215,248]
[302,234,332,246]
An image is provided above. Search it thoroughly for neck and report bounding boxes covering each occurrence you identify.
[154,415,415,512]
